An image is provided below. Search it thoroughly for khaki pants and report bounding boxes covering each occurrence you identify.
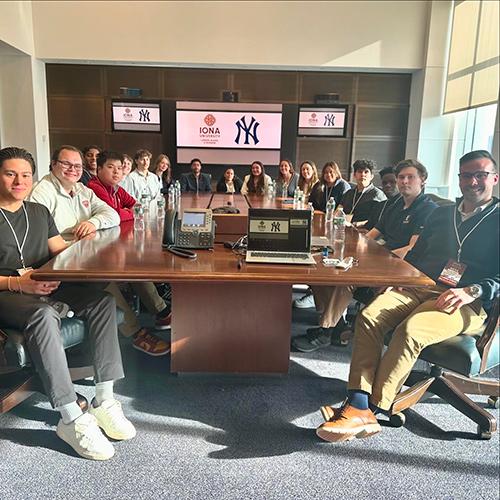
[106,282,167,337]
[312,285,355,328]
[348,286,486,410]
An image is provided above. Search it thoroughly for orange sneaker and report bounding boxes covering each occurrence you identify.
[132,329,171,356]
[316,404,381,443]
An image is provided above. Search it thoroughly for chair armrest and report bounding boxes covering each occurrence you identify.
[477,297,499,373]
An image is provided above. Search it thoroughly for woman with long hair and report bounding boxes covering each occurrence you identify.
[240,161,272,196]
[275,159,299,197]
[151,154,173,194]
[297,160,319,199]
[216,167,243,193]
[309,161,351,212]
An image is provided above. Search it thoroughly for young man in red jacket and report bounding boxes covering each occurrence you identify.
[88,151,172,356]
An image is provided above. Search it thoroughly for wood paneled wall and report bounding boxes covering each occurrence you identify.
[46,64,411,180]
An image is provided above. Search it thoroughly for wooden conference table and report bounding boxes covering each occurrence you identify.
[34,193,434,374]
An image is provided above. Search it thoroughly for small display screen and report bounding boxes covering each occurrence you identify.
[182,212,206,227]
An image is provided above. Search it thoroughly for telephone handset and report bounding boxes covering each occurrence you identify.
[162,208,215,249]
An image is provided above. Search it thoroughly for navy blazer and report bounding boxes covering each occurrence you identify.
[180,172,212,193]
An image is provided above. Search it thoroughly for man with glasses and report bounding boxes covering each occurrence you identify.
[30,145,119,239]
[316,150,499,444]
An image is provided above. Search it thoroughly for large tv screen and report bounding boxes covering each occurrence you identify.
[176,102,283,165]
[112,101,161,132]
[297,105,348,137]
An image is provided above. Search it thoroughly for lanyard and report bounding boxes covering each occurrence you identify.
[0,202,30,269]
[349,187,368,215]
[453,203,497,262]
[324,184,335,206]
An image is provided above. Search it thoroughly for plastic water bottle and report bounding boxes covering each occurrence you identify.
[332,207,346,259]
[40,297,74,318]
[293,188,300,209]
[140,190,150,212]
[325,197,336,224]
[133,202,145,231]
[157,197,165,218]
[308,202,314,221]
[280,182,287,199]
[167,185,175,209]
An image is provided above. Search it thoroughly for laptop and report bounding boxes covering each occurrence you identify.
[245,208,316,265]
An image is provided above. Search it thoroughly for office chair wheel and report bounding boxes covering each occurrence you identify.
[477,426,492,440]
[389,412,406,427]
[487,396,499,409]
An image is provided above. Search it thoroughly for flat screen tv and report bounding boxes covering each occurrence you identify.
[112,101,161,132]
[175,101,283,165]
[297,105,348,137]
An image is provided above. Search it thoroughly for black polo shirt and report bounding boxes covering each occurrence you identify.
[364,194,401,231]
[376,192,438,250]
[340,184,386,223]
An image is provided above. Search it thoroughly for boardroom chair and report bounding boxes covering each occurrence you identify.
[0,317,96,414]
[387,297,499,439]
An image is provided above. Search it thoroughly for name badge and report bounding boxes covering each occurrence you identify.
[17,267,34,276]
[438,259,466,286]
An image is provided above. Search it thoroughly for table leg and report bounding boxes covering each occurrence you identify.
[171,282,291,374]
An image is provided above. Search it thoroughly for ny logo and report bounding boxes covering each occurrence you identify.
[139,109,151,122]
[323,114,335,126]
[271,221,281,232]
[235,116,260,145]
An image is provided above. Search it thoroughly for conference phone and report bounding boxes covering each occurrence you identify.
[163,208,215,250]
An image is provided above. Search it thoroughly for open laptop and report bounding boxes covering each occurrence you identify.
[245,208,316,265]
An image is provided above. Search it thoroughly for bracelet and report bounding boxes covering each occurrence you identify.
[16,276,23,294]
[7,276,12,292]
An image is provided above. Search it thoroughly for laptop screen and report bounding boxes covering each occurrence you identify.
[247,209,312,252]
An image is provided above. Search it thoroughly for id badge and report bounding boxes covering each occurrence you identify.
[17,267,33,276]
[438,260,466,286]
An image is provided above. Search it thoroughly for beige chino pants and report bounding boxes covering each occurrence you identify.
[348,285,486,410]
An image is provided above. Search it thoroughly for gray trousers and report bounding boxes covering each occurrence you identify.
[0,283,124,408]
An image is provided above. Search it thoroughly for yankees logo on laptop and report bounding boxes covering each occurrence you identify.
[245,208,316,265]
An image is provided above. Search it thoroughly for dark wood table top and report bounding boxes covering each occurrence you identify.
[34,194,434,287]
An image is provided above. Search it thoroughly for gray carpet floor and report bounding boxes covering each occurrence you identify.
[1,298,499,500]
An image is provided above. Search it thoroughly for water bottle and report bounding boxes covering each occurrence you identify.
[293,188,299,209]
[140,190,150,212]
[168,185,175,209]
[308,202,315,222]
[325,197,336,224]
[280,182,287,199]
[332,207,346,259]
[157,197,165,218]
[133,202,145,231]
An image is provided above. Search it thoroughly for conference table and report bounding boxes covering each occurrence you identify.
[34,193,434,374]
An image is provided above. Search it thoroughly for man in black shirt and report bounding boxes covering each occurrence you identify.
[364,166,400,231]
[339,159,386,227]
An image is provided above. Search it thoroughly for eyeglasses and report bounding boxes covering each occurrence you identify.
[56,160,83,171]
[458,171,496,181]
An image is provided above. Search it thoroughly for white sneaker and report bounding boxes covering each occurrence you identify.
[56,412,115,460]
[293,292,315,309]
[89,399,136,441]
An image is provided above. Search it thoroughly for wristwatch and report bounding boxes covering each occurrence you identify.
[464,284,483,299]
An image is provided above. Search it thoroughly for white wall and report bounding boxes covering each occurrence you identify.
[31,1,428,70]
[0,1,34,56]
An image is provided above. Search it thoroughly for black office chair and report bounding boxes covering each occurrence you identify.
[0,317,95,413]
[387,297,499,439]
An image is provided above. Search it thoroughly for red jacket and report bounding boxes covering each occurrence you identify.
[87,178,136,222]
